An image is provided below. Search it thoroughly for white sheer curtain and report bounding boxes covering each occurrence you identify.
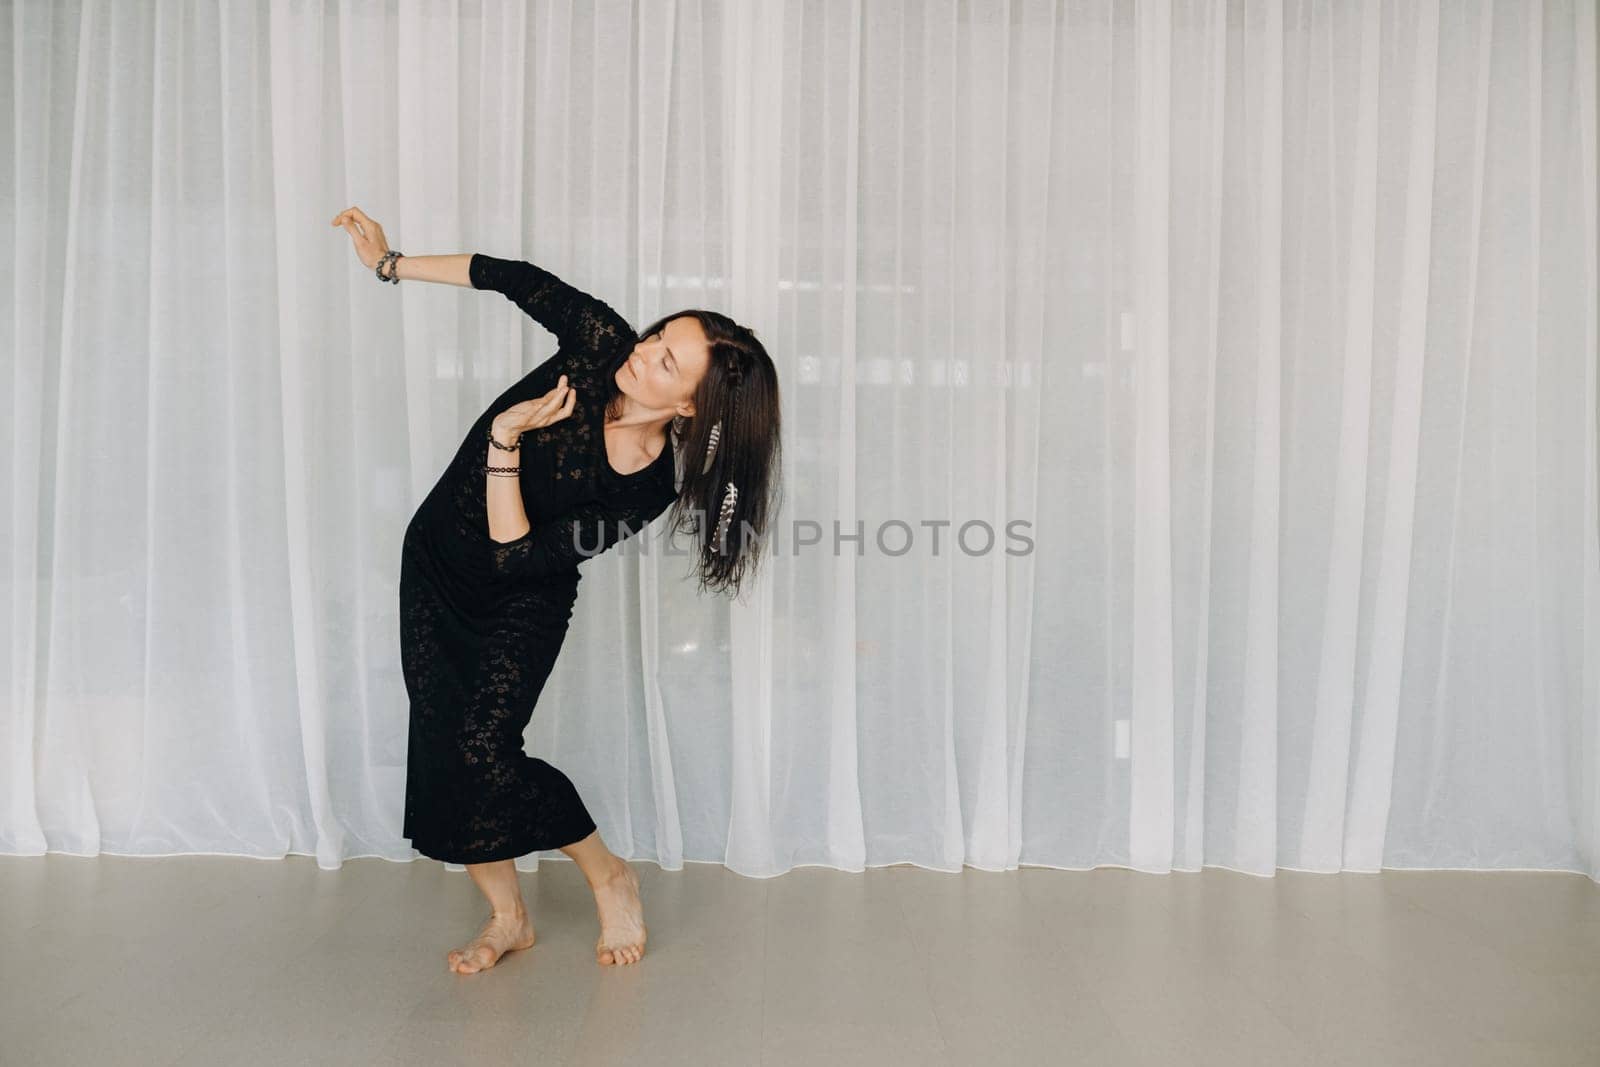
[3,0,1596,882]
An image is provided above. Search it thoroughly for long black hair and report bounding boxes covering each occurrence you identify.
[605,310,781,599]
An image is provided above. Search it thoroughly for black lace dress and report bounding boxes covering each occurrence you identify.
[399,253,677,864]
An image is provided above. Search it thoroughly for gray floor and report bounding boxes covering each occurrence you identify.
[2,855,1597,1066]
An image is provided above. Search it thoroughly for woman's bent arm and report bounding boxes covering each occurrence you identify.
[485,421,532,544]
[393,253,472,287]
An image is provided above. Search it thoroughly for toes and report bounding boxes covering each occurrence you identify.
[596,941,642,964]
[449,943,496,974]
[596,940,647,965]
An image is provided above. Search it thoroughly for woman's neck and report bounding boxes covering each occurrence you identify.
[604,390,672,454]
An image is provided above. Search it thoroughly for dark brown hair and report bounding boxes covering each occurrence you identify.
[604,310,781,599]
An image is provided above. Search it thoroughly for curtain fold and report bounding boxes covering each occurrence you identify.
[3,0,1596,883]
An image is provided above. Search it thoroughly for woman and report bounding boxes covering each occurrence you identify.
[332,207,781,974]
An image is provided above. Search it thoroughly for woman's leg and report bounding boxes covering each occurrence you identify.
[560,829,648,966]
[465,857,527,915]
[446,858,537,975]
[559,828,627,887]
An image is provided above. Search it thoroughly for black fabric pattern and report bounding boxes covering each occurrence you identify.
[399,253,677,864]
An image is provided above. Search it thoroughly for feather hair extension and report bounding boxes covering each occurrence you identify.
[713,481,739,552]
[700,420,722,475]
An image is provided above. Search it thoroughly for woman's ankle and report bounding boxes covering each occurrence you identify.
[586,855,628,891]
[489,900,528,920]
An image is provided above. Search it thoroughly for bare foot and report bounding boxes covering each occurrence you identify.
[447,908,536,975]
[593,858,647,965]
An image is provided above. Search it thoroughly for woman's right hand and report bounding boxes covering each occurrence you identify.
[493,376,579,437]
[330,206,390,270]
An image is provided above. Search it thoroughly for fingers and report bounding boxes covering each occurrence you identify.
[332,211,366,241]
[537,388,577,427]
[331,206,375,227]
[499,375,577,432]
[330,207,380,238]
[533,377,577,426]
[537,374,570,405]
[512,375,569,408]
[540,379,574,411]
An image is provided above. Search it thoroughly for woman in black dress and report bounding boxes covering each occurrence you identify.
[333,207,781,974]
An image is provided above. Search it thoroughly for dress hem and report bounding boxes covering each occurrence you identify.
[405,817,598,865]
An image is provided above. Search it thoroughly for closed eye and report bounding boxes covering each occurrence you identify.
[653,331,677,373]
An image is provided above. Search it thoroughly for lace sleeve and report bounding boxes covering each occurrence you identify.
[487,496,659,581]
[469,253,635,384]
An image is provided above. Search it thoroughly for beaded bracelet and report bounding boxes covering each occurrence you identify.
[485,464,522,474]
[375,250,403,284]
[487,425,522,451]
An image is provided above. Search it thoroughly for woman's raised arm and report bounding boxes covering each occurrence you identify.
[467,253,634,358]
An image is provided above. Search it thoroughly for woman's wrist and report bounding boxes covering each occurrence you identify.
[488,418,523,450]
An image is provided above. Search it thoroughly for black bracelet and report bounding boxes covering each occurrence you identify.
[485,464,522,473]
[487,425,522,451]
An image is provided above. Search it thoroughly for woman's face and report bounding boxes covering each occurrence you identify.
[616,315,711,418]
